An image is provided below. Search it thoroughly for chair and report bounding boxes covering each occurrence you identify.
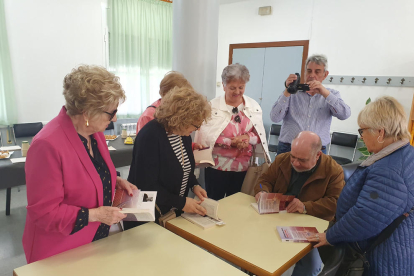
[13,122,43,144]
[106,121,115,135]
[328,132,358,165]
[6,123,43,215]
[268,124,281,153]
[342,162,361,182]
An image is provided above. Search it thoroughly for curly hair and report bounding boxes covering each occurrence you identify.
[155,87,211,133]
[63,65,126,118]
[159,71,193,97]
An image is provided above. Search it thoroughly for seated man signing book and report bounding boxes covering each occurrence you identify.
[253,131,344,276]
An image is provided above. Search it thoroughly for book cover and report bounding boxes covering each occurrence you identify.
[193,148,214,168]
[257,193,295,214]
[277,226,319,243]
[112,189,157,221]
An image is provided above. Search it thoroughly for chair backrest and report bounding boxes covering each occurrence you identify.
[331,132,358,148]
[106,121,114,130]
[268,124,282,153]
[341,162,360,182]
[13,122,43,138]
[270,124,281,136]
[328,132,359,163]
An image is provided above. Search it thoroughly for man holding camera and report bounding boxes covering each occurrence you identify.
[270,54,351,154]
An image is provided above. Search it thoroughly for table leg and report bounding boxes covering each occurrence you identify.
[6,187,11,216]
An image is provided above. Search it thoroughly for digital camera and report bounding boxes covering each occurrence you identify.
[287,73,310,94]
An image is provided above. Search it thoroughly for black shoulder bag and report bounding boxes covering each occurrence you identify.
[319,206,414,276]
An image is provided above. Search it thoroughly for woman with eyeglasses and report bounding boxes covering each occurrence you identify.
[23,65,136,263]
[194,63,270,200]
[126,86,211,230]
[308,96,414,276]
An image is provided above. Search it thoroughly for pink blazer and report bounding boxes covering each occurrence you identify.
[23,107,117,263]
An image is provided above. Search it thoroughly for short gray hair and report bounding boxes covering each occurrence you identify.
[292,131,322,156]
[221,63,250,86]
[358,96,410,141]
[306,54,328,71]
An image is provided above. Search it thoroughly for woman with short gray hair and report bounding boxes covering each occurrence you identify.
[194,63,270,200]
[309,96,414,276]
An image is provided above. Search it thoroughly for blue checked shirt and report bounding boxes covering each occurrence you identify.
[270,88,351,146]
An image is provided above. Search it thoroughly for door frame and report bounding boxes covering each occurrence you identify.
[229,40,309,81]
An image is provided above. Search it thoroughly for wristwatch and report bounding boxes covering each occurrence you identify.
[303,205,307,214]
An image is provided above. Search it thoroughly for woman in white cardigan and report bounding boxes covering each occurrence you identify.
[194,64,270,200]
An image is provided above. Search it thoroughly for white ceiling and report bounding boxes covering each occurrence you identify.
[220,0,251,5]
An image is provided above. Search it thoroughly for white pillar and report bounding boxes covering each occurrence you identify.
[172,0,219,100]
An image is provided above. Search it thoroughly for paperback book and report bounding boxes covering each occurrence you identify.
[112,189,157,221]
[277,226,319,243]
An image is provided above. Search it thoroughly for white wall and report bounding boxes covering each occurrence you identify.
[217,0,414,134]
[4,0,107,123]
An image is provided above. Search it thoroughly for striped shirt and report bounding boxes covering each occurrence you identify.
[270,88,351,146]
[168,134,191,197]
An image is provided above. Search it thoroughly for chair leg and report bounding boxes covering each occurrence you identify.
[6,188,11,216]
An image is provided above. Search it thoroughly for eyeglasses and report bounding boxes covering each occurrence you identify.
[103,109,118,121]
[358,128,370,136]
[232,107,241,124]
[192,124,201,130]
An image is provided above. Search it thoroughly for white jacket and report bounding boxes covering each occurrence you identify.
[194,95,270,162]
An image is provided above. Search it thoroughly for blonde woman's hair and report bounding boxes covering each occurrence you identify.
[155,87,211,133]
[159,71,193,98]
[63,65,126,119]
[358,96,410,140]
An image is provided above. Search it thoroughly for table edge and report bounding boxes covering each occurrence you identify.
[166,221,313,276]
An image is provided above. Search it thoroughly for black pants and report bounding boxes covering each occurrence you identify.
[205,168,247,200]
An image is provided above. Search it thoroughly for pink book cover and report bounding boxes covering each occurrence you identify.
[258,193,295,214]
[277,226,319,243]
[112,189,140,208]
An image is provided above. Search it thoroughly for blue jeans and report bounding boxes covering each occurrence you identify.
[277,141,327,155]
[291,248,322,276]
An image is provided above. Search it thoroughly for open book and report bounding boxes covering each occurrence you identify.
[277,226,319,243]
[251,193,295,214]
[112,189,157,221]
[193,148,214,168]
[181,196,225,229]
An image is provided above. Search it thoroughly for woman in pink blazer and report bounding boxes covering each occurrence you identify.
[23,65,136,263]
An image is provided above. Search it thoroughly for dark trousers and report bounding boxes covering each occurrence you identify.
[205,168,247,200]
[277,141,327,155]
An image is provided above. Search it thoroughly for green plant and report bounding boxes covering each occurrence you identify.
[357,98,372,160]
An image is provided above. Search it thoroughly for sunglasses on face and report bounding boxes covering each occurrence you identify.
[232,107,241,124]
[103,109,118,121]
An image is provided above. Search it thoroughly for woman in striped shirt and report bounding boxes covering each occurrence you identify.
[127,86,212,229]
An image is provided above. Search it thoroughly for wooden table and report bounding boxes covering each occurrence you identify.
[14,222,246,276]
[166,192,329,276]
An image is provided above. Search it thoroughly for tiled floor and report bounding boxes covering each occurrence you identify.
[0,185,27,276]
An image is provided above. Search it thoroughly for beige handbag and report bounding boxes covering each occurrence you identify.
[156,204,176,228]
[241,145,271,196]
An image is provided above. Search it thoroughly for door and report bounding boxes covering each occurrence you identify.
[230,41,308,139]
